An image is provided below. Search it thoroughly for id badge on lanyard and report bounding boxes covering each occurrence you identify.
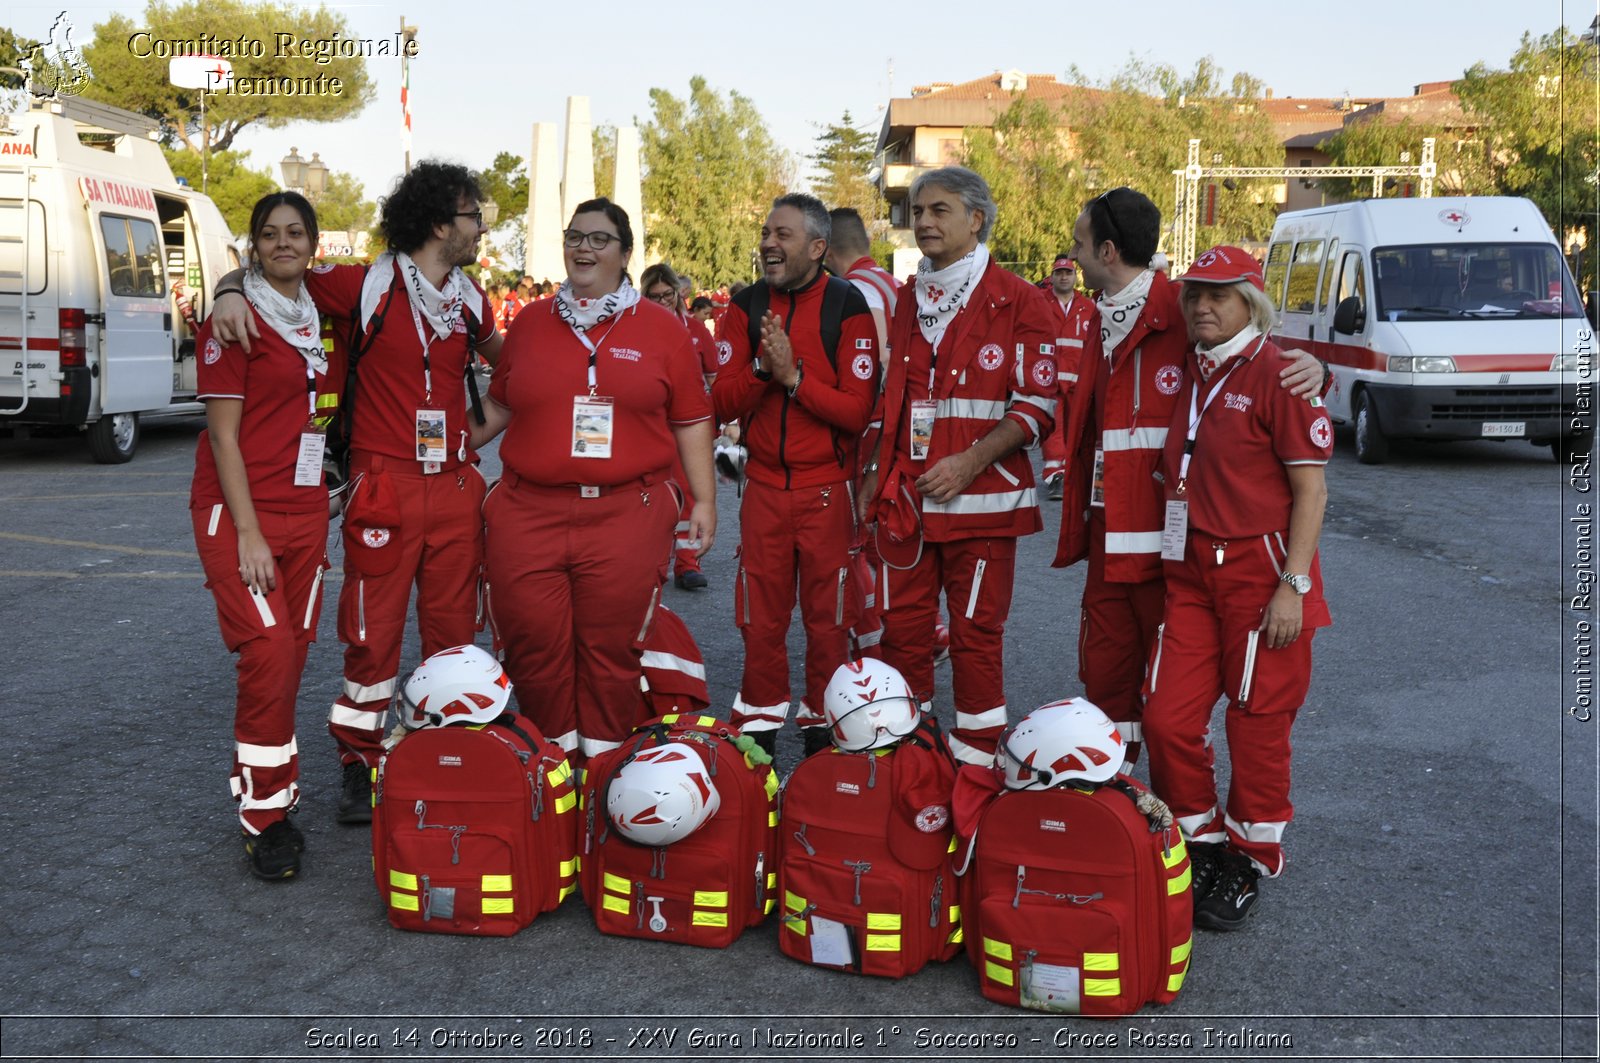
[571,320,617,459]
[415,409,447,463]
[1090,447,1106,507]
[293,363,326,486]
[1160,499,1188,561]
[909,400,936,462]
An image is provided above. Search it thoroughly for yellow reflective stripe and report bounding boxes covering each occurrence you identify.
[1169,865,1192,894]
[1172,937,1193,963]
[603,872,631,894]
[984,938,1013,961]
[948,926,964,945]
[1084,977,1121,996]
[573,854,582,872]
[866,912,901,930]
[481,874,512,892]
[947,835,958,853]
[482,897,514,914]
[555,791,577,815]
[1163,836,1188,868]
[549,760,572,785]
[390,892,419,911]
[559,859,577,878]
[1084,952,1118,971]
[660,714,680,724]
[388,870,417,890]
[948,904,961,924]
[783,912,807,934]
[763,772,779,799]
[785,890,806,912]
[697,715,717,728]
[762,898,774,914]
[766,872,776,888]
[694,890,729,908]
[692,910,728,927]
[865,933,901,952]
[1168,971,1187,992]
[602,894,630,914]
[768,810,779,827]
[985,961,1014,986]
[558,882,576,902]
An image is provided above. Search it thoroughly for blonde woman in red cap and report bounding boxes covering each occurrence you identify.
[1140,245,1333,932]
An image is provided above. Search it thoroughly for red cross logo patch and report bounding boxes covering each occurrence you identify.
[1032,358,1057,389]
[1310,416,1332,449]
[977,343,1005,371]
[1155,364,1183,395]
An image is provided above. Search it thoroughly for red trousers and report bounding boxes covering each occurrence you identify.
[1142,533,1328,877]
[879,536,1016,765]
[484,471,675,759]
[1078,510,1166,760]
[193,502,329,834]
[730,477,858,732]
[670,454,700,576]
[328,457,486,766]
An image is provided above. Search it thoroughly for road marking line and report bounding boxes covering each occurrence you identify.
[0,531,197,558]
[0,492,189,501]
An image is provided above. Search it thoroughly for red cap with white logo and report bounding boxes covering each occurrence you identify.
[1179,245,1265,291]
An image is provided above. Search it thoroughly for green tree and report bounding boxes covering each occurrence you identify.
[1321,116,1493,202]
[811,110,880,217]
[1061,56,1283,249]
[639,75,790,284]
[314,170,376,236]
[962,98,1080,272]
[1456,27,1600,268]
[165,148,277,234]
[593,123,616,201]
[1,27,41,89]
[474,151,528,224]
[79,0,373,153]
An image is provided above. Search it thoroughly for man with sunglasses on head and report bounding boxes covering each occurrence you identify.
[211,161,503,823]
[1052,187,1322,768]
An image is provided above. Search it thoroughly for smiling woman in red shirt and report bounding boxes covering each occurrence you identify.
[471,198,716,764]
[191,192,339,881]
[1140,245,1333,932]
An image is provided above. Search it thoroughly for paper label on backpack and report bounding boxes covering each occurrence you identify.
[808,915,852,967]
[1020,961,1081,1013]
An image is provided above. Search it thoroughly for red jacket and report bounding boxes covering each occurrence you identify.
[712,271,879,490]
[1052,272,1189,581]
[875,259,1059,541]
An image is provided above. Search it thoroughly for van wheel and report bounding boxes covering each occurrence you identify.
[1353,390,1389,465]
[87,412,139,464]
[1554,430,1594,465]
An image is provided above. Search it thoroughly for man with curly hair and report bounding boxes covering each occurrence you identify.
[211,161,504,823]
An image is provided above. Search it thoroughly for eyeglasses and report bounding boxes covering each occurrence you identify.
[1093,187,1130,251]
[563,229,621,250]
[456,210,484,225]
[645,288,678,305]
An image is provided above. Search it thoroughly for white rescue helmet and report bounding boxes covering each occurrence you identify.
[823,659,920,752]
[396,645,512,730]
[996,697,1123,789]
[607,744,721,846]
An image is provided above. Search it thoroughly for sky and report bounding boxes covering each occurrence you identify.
[9,0,1595,224]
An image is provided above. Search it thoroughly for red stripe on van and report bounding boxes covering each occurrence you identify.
[0,336,62,351]
[1275,337,1555,374]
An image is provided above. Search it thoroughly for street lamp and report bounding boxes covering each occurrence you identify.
[481,200,500,227]
[280,147,329,199]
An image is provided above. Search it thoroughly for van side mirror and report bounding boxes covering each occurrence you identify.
[1334,295,1365,335]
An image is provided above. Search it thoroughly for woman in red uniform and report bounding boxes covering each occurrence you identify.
[1141,246,1333,931]
[471,198,715,763]
[191,192,337,880]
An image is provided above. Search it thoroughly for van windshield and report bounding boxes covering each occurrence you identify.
[1372,243,1582,320]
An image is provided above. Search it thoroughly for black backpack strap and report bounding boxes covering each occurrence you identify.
[333,270,403,463]
[818,275,851,371]
[745,281,770,366]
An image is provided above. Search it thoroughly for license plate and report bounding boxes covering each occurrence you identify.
[1482,422,1526,438]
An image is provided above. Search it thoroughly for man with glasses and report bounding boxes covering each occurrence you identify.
[642,262,717,591]
[1052,187,1320,770]
[211,161,503,823]
[713,193,879,757]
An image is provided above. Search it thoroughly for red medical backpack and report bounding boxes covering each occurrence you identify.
[371,714,579,936]
[955,766,1194,1015]
[578,714,778,948]
[776,720,962,978]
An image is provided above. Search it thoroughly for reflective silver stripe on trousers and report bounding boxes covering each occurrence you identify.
[236,737,299,768]
[1100,426,1169,452]
[639,650,707,681]
[923,488,1034,516]
[1103,531,1163,554]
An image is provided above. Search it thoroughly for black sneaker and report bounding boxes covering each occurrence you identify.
[749,729,778,758]
[243,820,302,880]
[1045,471,1065,501]
[1186,840,1224,906]
[801,726,833,757]
[336,760,372,824]
[1193,848,1261,931]
[674,570,708,591]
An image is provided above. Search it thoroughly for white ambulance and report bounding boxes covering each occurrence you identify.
[1266,196,1590,464]
[1,96,237,462]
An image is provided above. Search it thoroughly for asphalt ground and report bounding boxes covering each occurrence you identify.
[0,417,1595,1063]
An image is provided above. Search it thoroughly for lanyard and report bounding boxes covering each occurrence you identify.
[1176,337,1264,494]
[568,317,622,396]
[301,359,317,420]
[408,299,438,402]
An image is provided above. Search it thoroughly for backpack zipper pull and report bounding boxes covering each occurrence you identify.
[1013,864,1026,909]
[793,822,815,856]
[754,852,766,910]
[843,859,872,906]
[867,752,878,789]
[930,873,943,928]
[635,882,646,930]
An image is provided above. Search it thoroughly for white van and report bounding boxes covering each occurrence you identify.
[1266,196,1589,464]
[0,96,237,462]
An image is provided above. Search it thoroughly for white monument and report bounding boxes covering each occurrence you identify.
[612,125,645,282]
[525,122,563,283]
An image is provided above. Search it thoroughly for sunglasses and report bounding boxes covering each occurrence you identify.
[1093,187,1131,251]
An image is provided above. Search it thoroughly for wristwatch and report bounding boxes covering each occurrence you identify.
[1279,572,1312,595]
[786,365,803,398]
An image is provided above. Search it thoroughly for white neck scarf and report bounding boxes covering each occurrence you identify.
[555,277,641,334]
[915,243,989,350]
[1096,268,1155,358]
[360,252,478,341]
[242,269,324,374]
[1195,324,1263,381]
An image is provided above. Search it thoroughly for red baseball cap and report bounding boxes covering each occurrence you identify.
[1179,245,1265,290]
[1051,255,1074,272]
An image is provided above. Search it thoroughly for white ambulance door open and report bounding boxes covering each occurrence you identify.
[87,207,171,415]
[0,184,48,415]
